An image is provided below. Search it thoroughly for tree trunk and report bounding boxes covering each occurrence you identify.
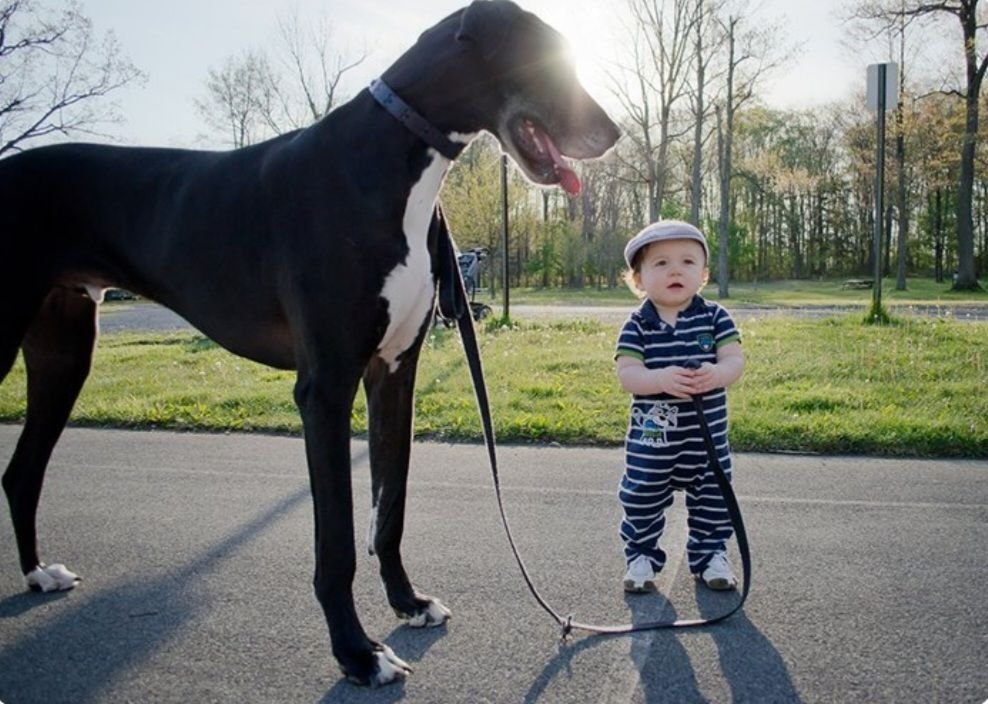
[690,0,705,226]
[955,87,980,288]
[716,104,730,297]
[954,0,984,289]
[895,32,909,291]
[934,188,944,283]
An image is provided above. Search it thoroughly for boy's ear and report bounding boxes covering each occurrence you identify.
[701,267,710,286]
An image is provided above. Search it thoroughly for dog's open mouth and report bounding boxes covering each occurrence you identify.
[512,118,581,196]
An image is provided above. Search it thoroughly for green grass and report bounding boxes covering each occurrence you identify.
[1,314,985,457]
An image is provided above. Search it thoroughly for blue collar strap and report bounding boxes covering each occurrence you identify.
[369,79,465,161]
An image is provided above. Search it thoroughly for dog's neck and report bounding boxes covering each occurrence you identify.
[369,80,466,161]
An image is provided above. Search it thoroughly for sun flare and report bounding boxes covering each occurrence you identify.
[532,0,621,107]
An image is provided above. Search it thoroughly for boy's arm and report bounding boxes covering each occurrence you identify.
[615,355,697,400]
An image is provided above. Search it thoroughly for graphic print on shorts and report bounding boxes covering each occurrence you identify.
[630,401,679,448]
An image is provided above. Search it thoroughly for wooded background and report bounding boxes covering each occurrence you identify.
[3,0,986,293]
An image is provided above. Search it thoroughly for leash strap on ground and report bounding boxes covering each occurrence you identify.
[435,214,750,638]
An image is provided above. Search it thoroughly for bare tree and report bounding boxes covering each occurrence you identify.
[195,50,275,149]
[852,0,984,290]
[196,8,365,147]
[0,0,143,157]
[688,0,726,225]
[270,9,366,131]
[846,4,936,291]
[713,2,786,297]
[613,0,699,222]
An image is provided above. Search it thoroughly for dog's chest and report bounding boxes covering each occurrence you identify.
[376,157,446,371]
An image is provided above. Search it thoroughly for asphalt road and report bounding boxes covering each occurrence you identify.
[95,299,988,335]
[1,426,986,703]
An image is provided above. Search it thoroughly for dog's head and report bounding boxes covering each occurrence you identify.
[455,0,620,195]
[384,0,620,196]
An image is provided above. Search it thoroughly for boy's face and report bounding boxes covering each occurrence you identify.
[632,238,708,310]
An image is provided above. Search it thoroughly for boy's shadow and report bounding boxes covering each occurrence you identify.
[522,592,703,704]
[694,584,802,703]
[523,586,801,703]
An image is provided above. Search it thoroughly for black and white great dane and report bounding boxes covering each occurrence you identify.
[0,0,619,686]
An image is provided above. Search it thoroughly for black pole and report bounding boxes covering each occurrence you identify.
[872,64,886,315]
[500,154,510,320]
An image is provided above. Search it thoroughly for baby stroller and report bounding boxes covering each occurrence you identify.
[458,247,494,321]
[438,247,494,327]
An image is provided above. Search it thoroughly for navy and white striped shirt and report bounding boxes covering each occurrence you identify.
[615,295,740,465]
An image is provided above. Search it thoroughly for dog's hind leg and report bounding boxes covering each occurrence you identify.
[2,287,97,592]
[364,353,451,629]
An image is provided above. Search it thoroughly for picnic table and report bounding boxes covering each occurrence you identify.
[841,279,874,290]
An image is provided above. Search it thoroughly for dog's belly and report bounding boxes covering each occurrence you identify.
[376,157,447,371]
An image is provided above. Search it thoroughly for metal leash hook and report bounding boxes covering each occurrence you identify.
[559,615,574,644]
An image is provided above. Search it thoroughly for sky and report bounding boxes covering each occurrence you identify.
[82,0,866,148]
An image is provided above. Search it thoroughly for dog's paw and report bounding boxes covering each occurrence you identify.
[26,564,80,592]
[402,598,451,628]
[346,644,412,687]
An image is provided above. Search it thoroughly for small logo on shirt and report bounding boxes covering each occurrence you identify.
[631,402,679,448]
[697,333,715,353]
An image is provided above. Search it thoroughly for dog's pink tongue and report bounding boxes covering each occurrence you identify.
[543,134,581,196]
[556,166,581,196]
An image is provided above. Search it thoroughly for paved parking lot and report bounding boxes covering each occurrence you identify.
[1,426,986,703]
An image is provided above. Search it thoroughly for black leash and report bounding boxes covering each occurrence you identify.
[373,72,750,635]
[434,209,751,639]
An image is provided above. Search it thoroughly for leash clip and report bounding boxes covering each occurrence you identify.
[559,615,574,644]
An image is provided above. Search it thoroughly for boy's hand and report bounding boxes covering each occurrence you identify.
[657,366,698,399]
[684,362,722,396]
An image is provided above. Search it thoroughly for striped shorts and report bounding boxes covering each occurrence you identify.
[619,407,734,575]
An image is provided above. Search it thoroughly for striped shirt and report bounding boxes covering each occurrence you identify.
[615,295,740,465]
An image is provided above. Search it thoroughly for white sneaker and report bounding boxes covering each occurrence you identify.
[698,552,737,591]
[623,554,656,593]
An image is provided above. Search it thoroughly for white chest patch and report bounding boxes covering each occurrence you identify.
[376,155,449,372]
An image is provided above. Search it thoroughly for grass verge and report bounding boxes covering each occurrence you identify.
[0,315,985,457]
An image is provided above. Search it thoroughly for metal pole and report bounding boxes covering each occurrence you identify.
[872,64,886,314]
[500,154,510,320]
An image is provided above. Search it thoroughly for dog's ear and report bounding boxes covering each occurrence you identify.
[456,0,515,60]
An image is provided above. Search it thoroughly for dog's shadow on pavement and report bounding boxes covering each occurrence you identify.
[0,587,72,618]
[521,588,801,703]
[0,487,313,703]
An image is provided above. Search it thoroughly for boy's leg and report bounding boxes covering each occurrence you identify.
[618,458,674,572]
[683,457,735,575]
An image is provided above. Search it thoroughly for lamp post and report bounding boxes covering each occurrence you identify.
[866,62,898,320]
[500,153,509,321]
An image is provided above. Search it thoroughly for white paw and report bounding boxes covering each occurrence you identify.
[26,563,80,592]
[369,645,412,687]
[405,599,451,628]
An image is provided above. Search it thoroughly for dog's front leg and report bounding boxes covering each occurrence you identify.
[364,355,452,628]
[294,368,411,687]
